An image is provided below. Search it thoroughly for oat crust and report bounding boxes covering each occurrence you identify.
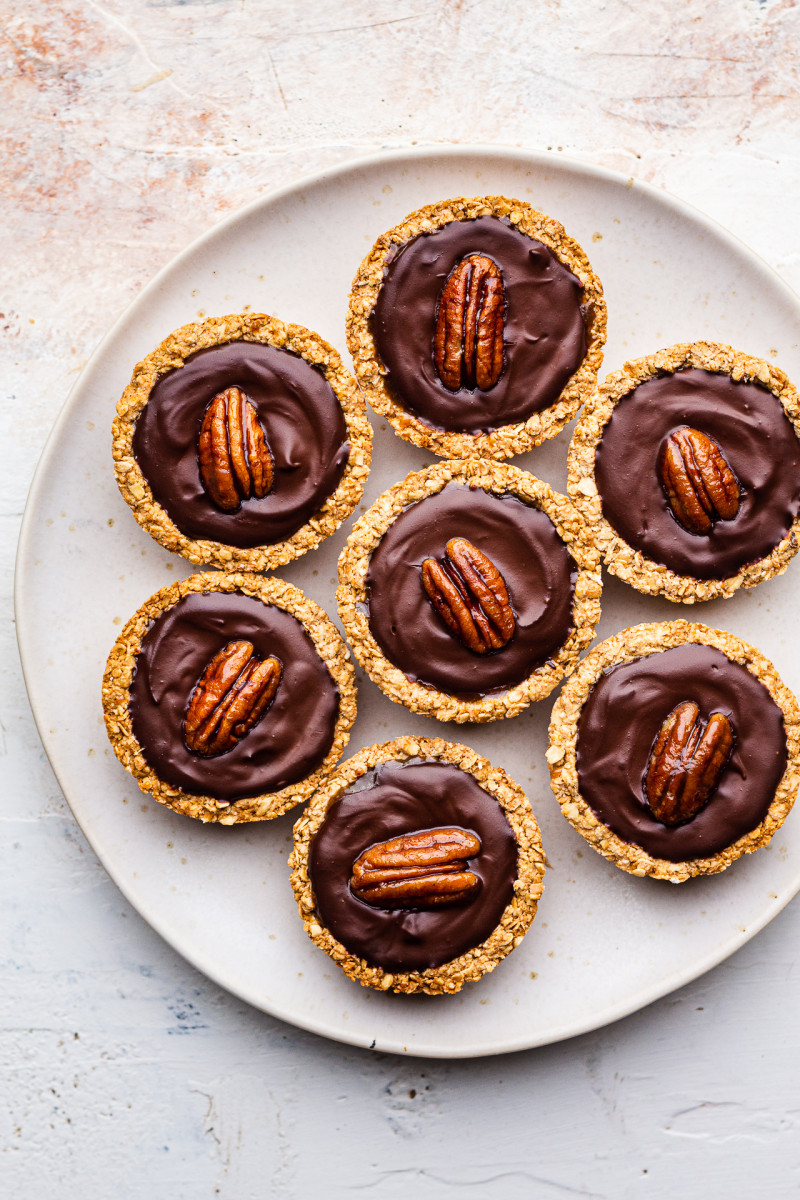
[289,736,545,995]
[346,195,607,459]
[336,459,602,723]
[568,342,800,602]
[547,621,800,882]
[102,572,357,823]
[112,313,372,571]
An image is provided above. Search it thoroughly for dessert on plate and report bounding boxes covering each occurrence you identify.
[347,195,606,459]
[102,572,356,823]
[113,312,372,571]
[547,622,800,882]
[337,459,602,723]
[289,736,545,994]
[568,341,800,602]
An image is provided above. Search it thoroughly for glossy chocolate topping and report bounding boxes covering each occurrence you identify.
[129,591,340,801]
[576,644,787,862]
[366,483,576,698]
[308,761,518,971]
[371,216,587,433]
[132,341,350,548]
[595,368,800,578]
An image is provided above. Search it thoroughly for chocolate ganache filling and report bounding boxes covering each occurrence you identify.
[595,368,800,578]
[576,644,787,862]
[129,591,340,801]
[309,761,518,971]
[371,216,587,433]
[132,341,350,548]
[366,483,577,698]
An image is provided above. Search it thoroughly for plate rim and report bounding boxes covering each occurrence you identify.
[15,143,800,1058]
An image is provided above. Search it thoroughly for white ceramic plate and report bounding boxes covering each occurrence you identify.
[16,147,800,1058]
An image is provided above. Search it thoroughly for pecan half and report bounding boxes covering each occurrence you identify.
[184,640,281,756]
[644,701,734,826]
[198,386,273,512]
[433,254,505,391]
[350,827,481,909]
[421,537,516,655]
[658,426,740,535]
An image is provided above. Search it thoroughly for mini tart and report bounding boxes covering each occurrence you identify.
[548,622,800,883]
[289,736,545,995]
[337,459,602,723]
[112,312,372,571]
[347,195,606,459]
[102,572,356,823]
[568,342,800,602]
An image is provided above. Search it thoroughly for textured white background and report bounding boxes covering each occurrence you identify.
[4,1,800,1196]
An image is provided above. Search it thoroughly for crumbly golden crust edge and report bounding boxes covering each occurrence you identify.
[568,342,800,602]
[547,621,800,882]
[112,313,373,571]
[102,571,357,823]
[336,458,602,723]
[346,195,607,459]
[289,735,545,995]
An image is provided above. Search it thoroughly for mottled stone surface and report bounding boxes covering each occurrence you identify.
[4,1,800,1195]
